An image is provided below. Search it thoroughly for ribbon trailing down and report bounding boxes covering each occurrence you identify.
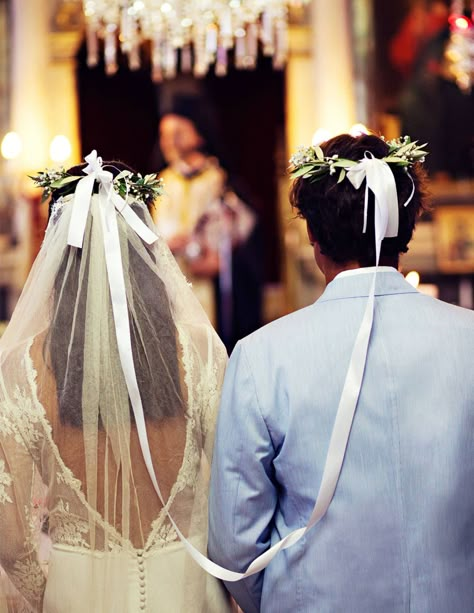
[66,150,409,582]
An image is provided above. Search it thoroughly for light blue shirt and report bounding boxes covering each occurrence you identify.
[209,269,474,613]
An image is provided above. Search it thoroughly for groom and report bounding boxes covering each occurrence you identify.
[208,133,474,612]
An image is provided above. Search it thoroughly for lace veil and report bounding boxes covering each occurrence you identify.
[0,159,228,611]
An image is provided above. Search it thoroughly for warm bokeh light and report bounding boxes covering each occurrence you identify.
[405,271,420,288]
[50,135,72,163]
[312,128,332,146]
[418,284,439,299]
[1,132,23,160]
[349,123,370,137]
[456,17,469,29]
[449,14,471,30]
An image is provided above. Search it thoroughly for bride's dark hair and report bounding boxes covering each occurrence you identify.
[46,161,185,427]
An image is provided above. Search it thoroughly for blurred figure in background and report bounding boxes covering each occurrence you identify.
[154,100,262,352]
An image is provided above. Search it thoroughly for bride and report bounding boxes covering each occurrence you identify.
[0,153,232,612]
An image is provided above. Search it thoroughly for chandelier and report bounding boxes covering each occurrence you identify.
[83,1,307,81]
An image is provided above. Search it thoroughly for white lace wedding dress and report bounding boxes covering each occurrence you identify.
[0,324,231,613]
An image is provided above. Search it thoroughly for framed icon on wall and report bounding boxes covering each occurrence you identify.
[435,205,474,273]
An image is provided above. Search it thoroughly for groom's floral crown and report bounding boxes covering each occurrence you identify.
[288,135,427,185]
[31,165,164,204]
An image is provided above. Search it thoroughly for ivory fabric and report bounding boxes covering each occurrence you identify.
[209,268,474,613]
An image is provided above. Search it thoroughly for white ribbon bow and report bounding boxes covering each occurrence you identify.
[346,153,414,263]
[67,150,158,248]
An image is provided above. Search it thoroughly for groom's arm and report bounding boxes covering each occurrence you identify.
[208,341,277,613]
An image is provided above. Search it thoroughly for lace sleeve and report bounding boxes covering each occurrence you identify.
[0,401,46,612]
[201,327,228,461]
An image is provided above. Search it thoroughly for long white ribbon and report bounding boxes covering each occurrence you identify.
[66,151,409,583]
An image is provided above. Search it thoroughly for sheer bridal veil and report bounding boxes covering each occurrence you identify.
[0,154,227,611]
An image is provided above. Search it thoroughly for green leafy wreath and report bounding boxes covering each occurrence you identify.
[289,136,428,185]
[30,167,164,205]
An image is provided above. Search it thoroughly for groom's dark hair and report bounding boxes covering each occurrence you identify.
[290,134,429,267]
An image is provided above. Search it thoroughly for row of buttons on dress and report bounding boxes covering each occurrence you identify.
[137,550,146,611]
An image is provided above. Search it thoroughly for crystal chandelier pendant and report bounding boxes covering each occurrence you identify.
[82,0,307,80]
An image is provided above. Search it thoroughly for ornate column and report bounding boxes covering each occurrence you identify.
[350,0,376,130]
[10,0,50,172]
[5,1,82,303]
[281,14,322,314]
[47,32,81,165]
[48,1,83,166]
[311,0,357,133]
[9,0,82,174]
[286,15,316,155]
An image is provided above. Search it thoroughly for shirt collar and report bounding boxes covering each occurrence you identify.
[318,267,418,303]
[335,266,398,280]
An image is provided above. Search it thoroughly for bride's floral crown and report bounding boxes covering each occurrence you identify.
[288,135,427,184]
[31,165,164,205]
